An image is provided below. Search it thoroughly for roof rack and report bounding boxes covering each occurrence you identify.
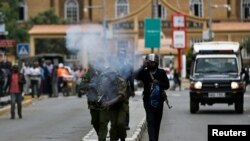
[193,41,240,54]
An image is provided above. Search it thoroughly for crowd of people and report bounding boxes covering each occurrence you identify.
[0,58,86,119]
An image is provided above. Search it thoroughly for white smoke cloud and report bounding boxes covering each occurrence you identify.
[66,24,145,78]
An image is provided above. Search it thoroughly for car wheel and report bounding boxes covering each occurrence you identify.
[190,98,199,114]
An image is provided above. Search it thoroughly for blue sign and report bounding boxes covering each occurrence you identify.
[17,43,29,56]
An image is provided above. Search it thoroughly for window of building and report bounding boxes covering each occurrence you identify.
[158,3,167,20]
[115,0,129,18]
[190,0,203,17]
[64,0,79,23]
[117,40,129,56]
[241,0,250,19]
[18,0,27,21]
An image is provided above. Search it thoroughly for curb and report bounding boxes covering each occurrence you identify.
[126,117,147,141]
[82,117,147,141]
[0,98,32,116]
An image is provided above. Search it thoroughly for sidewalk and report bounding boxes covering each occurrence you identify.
[82,93,147,141]
[0,95,35,116]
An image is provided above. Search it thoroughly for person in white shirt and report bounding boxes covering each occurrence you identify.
[21,61,31,95]
[29,61,41,98]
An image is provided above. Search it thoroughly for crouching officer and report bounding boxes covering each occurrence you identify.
[81,65,109,141]
[98,63,128,141]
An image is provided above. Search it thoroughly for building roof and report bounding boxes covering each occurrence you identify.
[29,24,103,35]
[212,22,250,31]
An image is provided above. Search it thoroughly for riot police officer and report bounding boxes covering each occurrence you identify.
[99,66,127,141]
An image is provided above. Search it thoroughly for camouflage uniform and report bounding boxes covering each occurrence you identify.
[82,67,109,141]
[98,68,127,141]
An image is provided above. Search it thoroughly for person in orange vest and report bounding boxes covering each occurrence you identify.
[57,63,70,94]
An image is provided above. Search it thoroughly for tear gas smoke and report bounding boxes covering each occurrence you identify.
[66,24,143,77]
[66,24,143,102]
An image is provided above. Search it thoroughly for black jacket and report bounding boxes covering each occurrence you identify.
[135,67,170,100]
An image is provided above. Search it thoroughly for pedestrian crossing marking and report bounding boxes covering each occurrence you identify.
[17,43,29,56]
[19,45,29,55]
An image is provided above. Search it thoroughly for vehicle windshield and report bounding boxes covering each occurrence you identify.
[195,58,238,74]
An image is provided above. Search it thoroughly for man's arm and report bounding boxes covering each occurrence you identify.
[102,76,127,107]
[155,70,170,90]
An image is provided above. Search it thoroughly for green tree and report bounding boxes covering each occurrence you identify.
[0,0,29,55]
[241,37,250,54]
[186,47,193,78]
[27,9,69,54]
[27,9,68,26]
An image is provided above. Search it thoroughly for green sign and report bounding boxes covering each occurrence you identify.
[144,18,161,48]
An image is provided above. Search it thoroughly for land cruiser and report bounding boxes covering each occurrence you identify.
[189,41,246,114]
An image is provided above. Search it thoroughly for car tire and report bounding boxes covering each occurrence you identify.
[190,98,199,114]
[235,97,244,114]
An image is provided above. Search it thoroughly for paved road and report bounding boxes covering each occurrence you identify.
[141,90,250,141]
[0,96,92,141]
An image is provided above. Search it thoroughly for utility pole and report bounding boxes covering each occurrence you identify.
[151,0,158,53]
[102,0,107,48]
[208,0,212,41]
[208,0,231,41]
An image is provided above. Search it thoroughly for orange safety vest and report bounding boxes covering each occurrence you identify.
[57,68,69,77]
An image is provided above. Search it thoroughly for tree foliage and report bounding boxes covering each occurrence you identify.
[0,0,29,55]
[27,9,68,27]
[240,37,250,54]
[186,47,193,78]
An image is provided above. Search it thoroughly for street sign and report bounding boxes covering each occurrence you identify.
[0,24,5,33]
[144,18,161,48]
[172,30,186,49]
[0,39,16,48]
[17,43,29,57]
[172,14,186,29]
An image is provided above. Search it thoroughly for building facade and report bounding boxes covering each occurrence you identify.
[19,0,250,70]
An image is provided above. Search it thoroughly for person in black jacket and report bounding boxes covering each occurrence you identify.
[135,53,170,141]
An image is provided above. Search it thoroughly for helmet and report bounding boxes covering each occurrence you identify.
[145,53,159,63]
[58,63,64,68]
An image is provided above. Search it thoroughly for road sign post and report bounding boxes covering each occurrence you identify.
[144,18,161,49]
[172,13,187,73]
[17,43,30,57]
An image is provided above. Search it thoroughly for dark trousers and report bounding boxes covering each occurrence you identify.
[143,98,164,141]
[109,104,127,141]
[90,108,109,141]
[31,80,40,98]
[46,76,52,97]
[10,93,22,118]
[57,77,63,93]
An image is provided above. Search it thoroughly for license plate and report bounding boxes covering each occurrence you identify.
[208,93,225,98]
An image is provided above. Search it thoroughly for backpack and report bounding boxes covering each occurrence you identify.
[149,71,161,108]
[150,83,161,108]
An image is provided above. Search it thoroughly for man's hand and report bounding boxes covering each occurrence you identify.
[143,60,149,68]
[102,101,112,107]
[153,79,159,84]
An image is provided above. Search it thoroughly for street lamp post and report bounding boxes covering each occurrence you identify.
[151,0,159,53]
[84,0,107,47]
[102,0,107,48]
[208,0,231,41]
